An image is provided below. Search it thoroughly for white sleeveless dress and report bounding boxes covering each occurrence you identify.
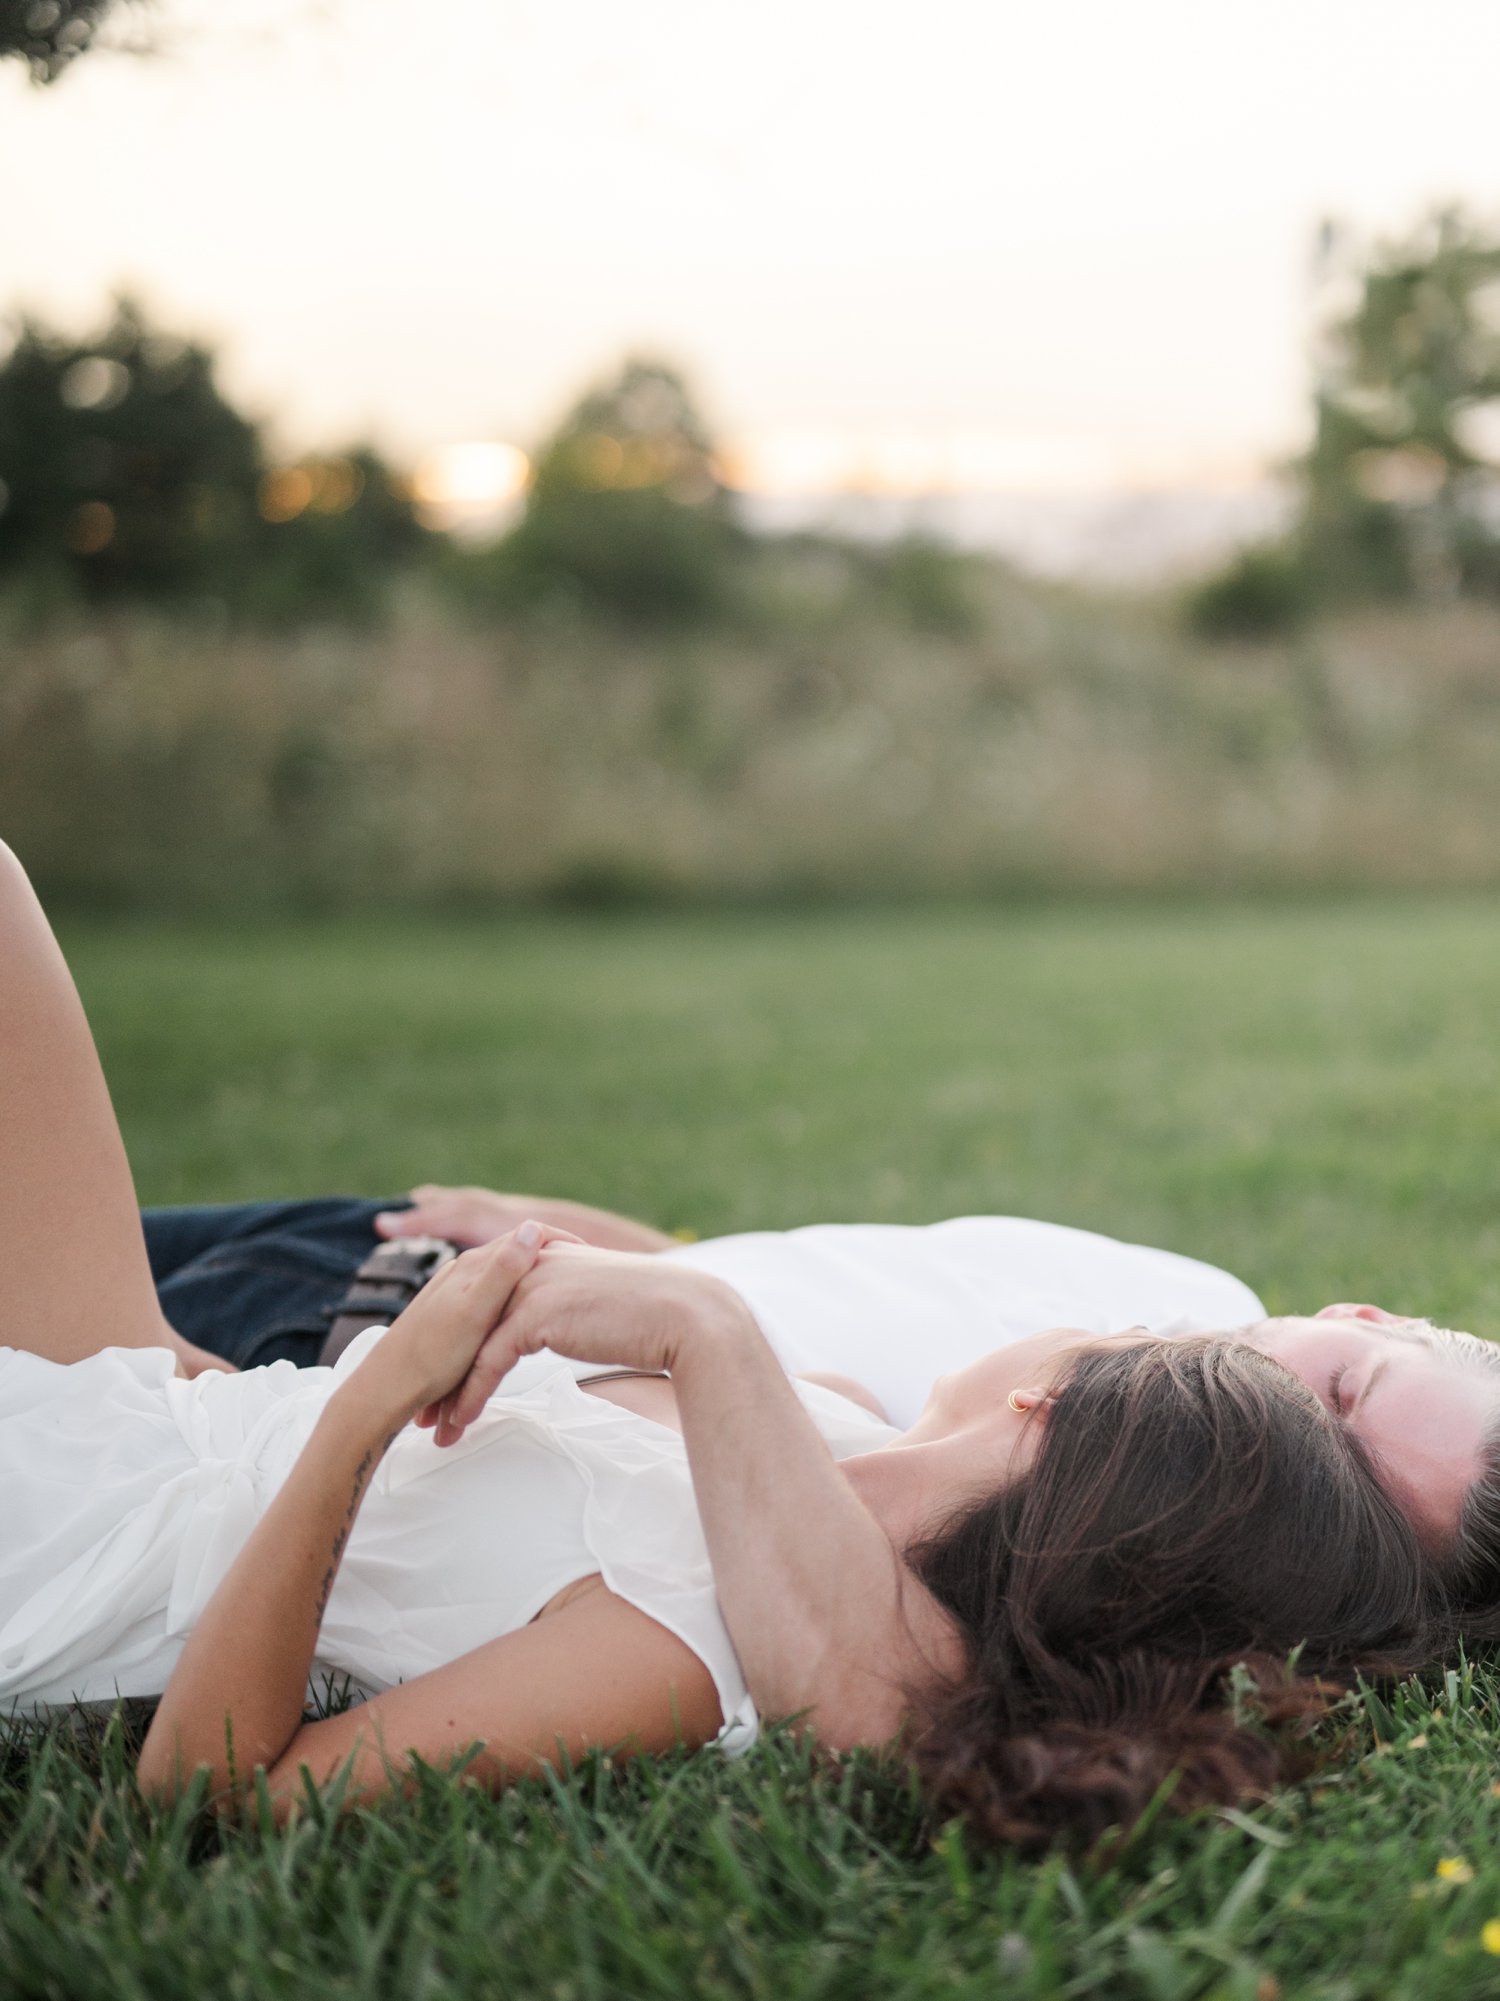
[0,1329,899,1748]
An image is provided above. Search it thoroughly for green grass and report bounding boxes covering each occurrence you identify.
[69,896,1500,1328]
[14,895,1500,1997]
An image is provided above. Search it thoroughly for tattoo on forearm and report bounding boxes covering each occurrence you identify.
[312,1448,376,1628]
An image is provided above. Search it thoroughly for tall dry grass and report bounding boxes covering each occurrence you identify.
[5,557,1500,908]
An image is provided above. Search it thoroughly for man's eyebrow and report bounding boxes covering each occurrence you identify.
[1381,1322,1436,1350]
[1353,1357,1391,1418]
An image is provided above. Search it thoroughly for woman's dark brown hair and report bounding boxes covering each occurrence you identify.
[909,1338,1432,1848]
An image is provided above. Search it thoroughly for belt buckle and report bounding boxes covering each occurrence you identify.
[318,1234,459,1368]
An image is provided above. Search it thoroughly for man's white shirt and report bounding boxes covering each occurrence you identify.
[662,1217,1265,1429]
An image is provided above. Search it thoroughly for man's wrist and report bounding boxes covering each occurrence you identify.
[662,1272,763,1374]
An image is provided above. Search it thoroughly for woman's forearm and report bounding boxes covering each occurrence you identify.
[138,1374,406,1799]
[669,1309,958,1745]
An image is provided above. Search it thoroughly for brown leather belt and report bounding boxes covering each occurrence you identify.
[318,1234,459,1368]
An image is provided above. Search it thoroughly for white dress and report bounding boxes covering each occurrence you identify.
[0,1328,898,1747]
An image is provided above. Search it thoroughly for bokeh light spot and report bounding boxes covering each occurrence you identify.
[413,442,529,507]
[259,467,315,522]
[411,441,529,534]
[306,457,364,514]
[63,500,115,554]
[1348,446,1449,505]
[59,357,131,412]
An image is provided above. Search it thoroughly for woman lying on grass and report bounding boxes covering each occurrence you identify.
[0,842,1436,1846]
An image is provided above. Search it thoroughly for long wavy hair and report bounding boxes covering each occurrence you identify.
[908,1338,1433,1847]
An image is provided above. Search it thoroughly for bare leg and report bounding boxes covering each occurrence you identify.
[0,841,228,1371]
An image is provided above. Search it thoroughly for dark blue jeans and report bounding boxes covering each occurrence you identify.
[142,1196,412,1370]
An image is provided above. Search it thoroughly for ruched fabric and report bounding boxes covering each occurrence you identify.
[0,1330,897,1751]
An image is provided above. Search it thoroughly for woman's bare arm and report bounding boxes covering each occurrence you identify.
[139,1225,570,1799]
[447,1247,967,1749]
[255,1584,721,1813]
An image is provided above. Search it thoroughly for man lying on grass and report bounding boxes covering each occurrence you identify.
[0,840,1440,1846]
[152,1181,1500,1638]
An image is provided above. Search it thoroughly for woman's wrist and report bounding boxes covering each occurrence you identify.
[323,1345,429,1443]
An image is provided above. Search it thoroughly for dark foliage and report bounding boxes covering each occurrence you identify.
[448,359,748,625]
[250,447,432,627]
[1191,210,1500,637]
[1297,212,1500,610]
[873,536,982,637]
[0,299,428,623]
[0,300,264,604]
[1187,542,1317,640]
[0,0,118,80]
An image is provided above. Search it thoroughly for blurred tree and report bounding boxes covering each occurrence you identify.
[452,359,746,624]
[0,298,427,621]
[253,446,431,625]
[1190,210,1500,637]
[1301,210,1500,602]
[874,536,981,637]
[0,298,266,603]
[1188,541,1318,641]
[1,0,124,80]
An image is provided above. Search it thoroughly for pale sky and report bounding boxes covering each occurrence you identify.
[3,0,1499,491]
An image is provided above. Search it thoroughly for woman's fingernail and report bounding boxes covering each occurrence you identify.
[516,1220,541,1247]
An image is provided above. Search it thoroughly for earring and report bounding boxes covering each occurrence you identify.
[1007,1389,1027,1414]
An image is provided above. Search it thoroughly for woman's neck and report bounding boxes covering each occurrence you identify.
[839,1428,1005,1553]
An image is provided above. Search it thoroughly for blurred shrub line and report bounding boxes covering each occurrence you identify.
[10,293,1500,910]
[10,567,1500,910]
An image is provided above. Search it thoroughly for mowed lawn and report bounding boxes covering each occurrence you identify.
[10,897,1500,1999]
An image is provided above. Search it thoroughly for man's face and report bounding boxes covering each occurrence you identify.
[1238,1307,1499,1550]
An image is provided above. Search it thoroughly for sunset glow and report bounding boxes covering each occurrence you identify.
[413,443,530,507]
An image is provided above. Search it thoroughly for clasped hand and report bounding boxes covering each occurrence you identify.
[363,1223,746,1447]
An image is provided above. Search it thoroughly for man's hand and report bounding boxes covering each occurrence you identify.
[376,1186,532,1248]
[376,1186,677,1255]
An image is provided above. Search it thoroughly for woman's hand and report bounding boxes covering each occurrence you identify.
[421,1243,755,1446]
[353,1222,579,1431]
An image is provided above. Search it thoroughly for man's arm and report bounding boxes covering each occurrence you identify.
[376,1185,676,1255]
